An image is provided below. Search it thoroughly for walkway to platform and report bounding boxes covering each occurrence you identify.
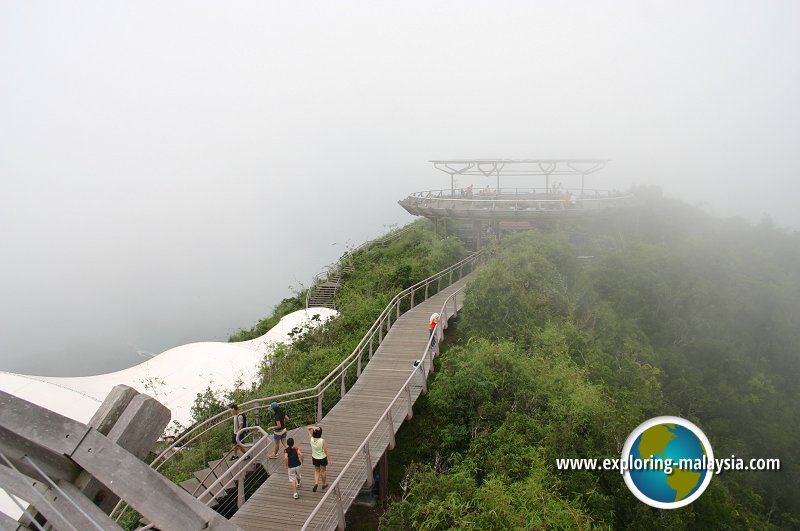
[230,273,474,531]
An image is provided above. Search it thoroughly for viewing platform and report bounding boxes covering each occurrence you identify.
[400,159,630,221]
[399,159,631,248]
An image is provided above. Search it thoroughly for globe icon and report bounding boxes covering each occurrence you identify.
[622,416,714,509]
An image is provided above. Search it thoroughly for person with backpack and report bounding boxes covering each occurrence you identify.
[306,425,332,492]
[228,403,249,460]
[284,437,303,499]
[268,401,289,458]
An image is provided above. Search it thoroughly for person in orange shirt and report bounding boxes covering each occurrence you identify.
[429,312,440,348]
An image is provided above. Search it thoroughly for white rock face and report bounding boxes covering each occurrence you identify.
[0,307,338,520]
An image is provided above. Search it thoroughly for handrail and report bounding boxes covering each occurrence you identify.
[113,248,483,526]
[135,427,271,531]
[406,187,628,199]
[301,283,468,530]
[145,250,484,477]
[189,424,275,498]
[197,427,270,502]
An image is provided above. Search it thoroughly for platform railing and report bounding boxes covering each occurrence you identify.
[132,251,483,502]
[301,284,466,530]
[403,187,631,211]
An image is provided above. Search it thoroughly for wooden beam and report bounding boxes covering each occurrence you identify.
[0,427,82,485]
[0,389,91,456]
[74,390,171,514]
[70,430,241,531]
[0,509,29,531]
[86,385,139,436]
[0,465,121,531]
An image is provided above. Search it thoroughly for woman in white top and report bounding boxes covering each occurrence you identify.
[306,425,332,492]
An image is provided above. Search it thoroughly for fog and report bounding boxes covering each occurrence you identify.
[2,1,798,376]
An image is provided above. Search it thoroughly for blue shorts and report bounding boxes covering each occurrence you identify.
[274,429,287,440]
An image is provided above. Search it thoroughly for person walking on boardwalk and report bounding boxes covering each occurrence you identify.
[228,404,248,460]
[429,312,440,347]
[284,437,303,499]
[306,426,332,492]
[268,401,289,458]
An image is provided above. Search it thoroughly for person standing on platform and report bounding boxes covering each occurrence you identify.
[429,313,440,348]
[306,426,332,492]
[284,437,303,499]
[228,404,248,460]
[268,401,289,458]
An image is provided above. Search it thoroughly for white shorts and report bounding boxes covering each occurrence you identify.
[288,466,301,485]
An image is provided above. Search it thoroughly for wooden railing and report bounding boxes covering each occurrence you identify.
[144,250,484,490]
[301,283,468,530]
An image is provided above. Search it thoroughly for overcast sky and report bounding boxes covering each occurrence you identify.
[2,1,799,376]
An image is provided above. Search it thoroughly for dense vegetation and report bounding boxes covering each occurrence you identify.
[156,219,465,487]
[382,189,800,530]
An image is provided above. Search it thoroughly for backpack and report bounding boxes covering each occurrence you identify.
[238,412,250,429]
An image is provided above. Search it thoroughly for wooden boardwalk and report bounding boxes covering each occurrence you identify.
[230,273,473,530]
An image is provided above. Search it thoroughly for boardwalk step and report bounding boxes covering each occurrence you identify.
[208,459,236,487]
[194,468,228,498]
[180,477,218,506]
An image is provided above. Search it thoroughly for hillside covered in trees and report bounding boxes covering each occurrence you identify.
[382,189,800,530]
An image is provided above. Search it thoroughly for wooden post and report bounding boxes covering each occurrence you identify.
[378,321,383,343]
[369,335,373,359]
[237,477,245,509]
[363,444,373,488]
[405,386,413,420]
[357,349,362,377]
[410,290,414,308]
[396,300,400,320]
[424,282,429,300]
[473,220,481,251]
[379,451,389,506]
[340,371,347,398]
[335,486,345,531]
[386,411,396,450]
[317,391,324,423]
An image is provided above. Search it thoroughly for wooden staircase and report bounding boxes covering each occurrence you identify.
[178,438,276,516]
[179,455,241,507]
[306,263,354,309]
[306,225,415,310]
